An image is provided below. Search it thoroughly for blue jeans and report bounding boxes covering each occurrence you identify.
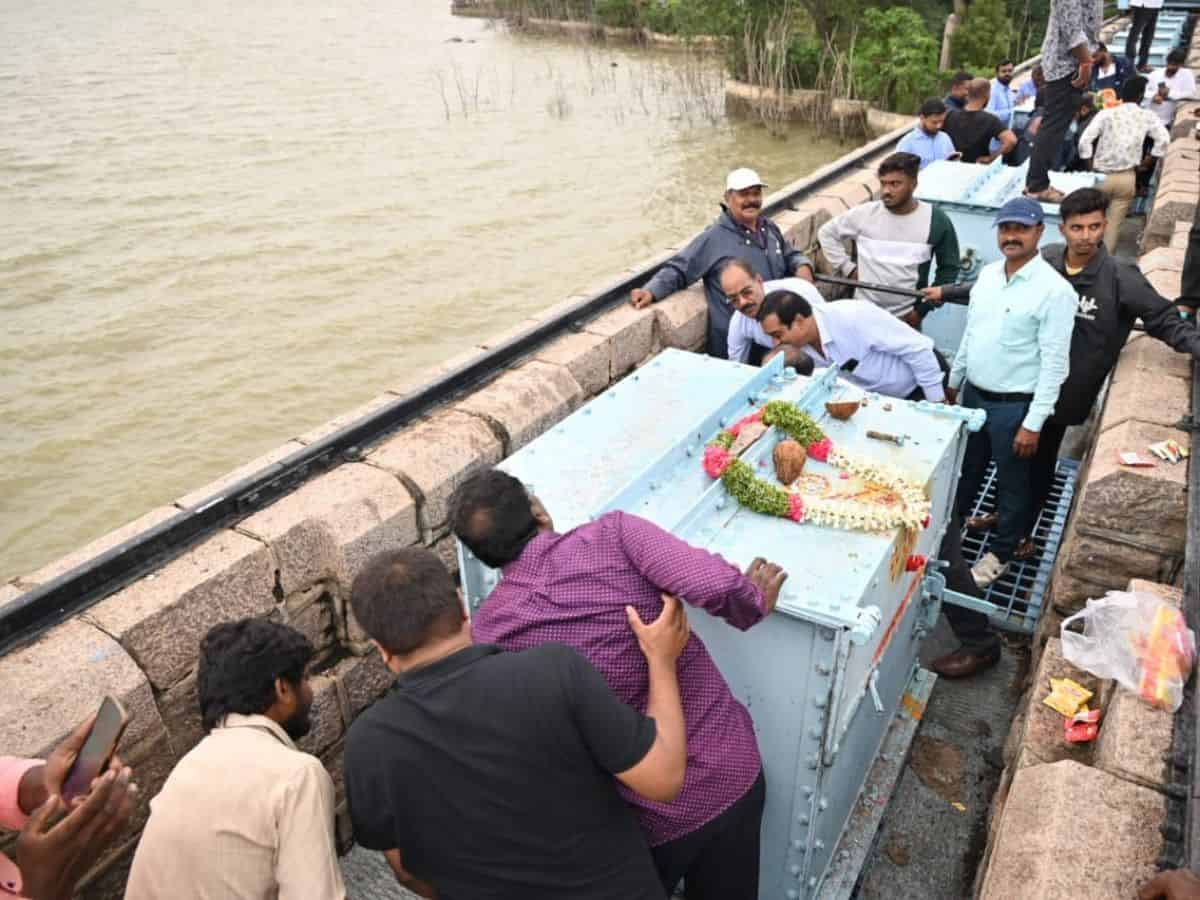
[955,384,1034,563]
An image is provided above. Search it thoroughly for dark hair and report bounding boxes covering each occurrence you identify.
[196,619,313,732]
[1094,42,1108,53]
[758,289,814,326]
[1168,48,1186,66]
[996,59,1013,70]
[1059,187,1110,221]
[919,97,947,117]
[714,256,756,283]
[878,152,920,180]
[449,468,538,569]
[1079,93,1097,113]
[950,71,972,87]
[350,547,463,655]
[1121,75,1148,103]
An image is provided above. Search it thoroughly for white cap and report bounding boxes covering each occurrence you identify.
[726,167,767,192]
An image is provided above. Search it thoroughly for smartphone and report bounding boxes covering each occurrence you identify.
[61,696,129,803]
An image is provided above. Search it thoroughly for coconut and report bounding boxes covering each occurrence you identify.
[773,439,807,484]
[825,400,861,421]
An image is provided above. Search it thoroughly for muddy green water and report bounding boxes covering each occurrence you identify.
[0,0,851,580]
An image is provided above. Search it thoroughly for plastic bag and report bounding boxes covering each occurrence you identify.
[1060,591,1196,712]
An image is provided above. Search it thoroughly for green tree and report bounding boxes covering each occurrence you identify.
[952,0,1014,72]
[852,7,942,113]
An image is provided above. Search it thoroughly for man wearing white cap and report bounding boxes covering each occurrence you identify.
[630,168,814,358]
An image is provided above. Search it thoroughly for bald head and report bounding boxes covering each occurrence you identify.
[967,78,991,104]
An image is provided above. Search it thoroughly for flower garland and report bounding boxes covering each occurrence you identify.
[702,400,930,533]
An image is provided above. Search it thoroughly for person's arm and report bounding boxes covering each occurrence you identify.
[1076,109,1104,160]
[947,284,975,398]
[631,230,708,307]
[1139,868,1200,900]
[611,511,773,629]
[773,220,813,281]
[613,595,689,803]
[1023,286,1077,434]
[1148,111,1172,158]
[1170,70,1197,101]
[1056,0,1093,87]
[928,208,961,287]
[996,128,1018,157]
[816,207,862,277]
[1121,265,1200,356]
[274,762,347,900]
[383,850,437,899]
[871,311,946,401]
[727,313,752,364]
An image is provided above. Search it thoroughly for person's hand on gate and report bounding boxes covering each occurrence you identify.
[629,288,654,309]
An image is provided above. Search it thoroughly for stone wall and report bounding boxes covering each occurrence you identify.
[975,41,1199,893]
[0,152,884,897]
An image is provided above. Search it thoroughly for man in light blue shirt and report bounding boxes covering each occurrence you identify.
[896,98,959,170]
[948,197,1075,588]
[986,59,1017,127]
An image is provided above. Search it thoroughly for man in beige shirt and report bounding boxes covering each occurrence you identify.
[125,619,345,900]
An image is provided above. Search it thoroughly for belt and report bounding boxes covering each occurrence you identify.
[968,383,1033,403]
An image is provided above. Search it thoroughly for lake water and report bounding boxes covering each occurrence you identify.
[0,0,851,580]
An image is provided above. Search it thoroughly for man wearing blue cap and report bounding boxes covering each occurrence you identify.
[948,197,1076,589]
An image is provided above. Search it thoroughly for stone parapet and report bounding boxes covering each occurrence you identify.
[0,119,927,899]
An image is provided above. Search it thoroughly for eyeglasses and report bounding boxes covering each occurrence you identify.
[723,284,758,304]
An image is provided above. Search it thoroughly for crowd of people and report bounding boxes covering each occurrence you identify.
[6,7,1200,900]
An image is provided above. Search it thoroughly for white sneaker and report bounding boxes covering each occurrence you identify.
[971,552,1008,588]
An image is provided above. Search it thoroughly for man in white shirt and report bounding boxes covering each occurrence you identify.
[1125,0,1164,73]
[125,619,347,900]
[1078,75,1170,251]
[1146,48,1197,126]
[757,290,946,402]
[716,257,824,366]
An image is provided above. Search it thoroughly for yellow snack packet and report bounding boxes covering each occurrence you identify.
[1042,677,1094,718]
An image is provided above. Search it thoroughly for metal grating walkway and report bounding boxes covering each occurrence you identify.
[951,458,1079,633]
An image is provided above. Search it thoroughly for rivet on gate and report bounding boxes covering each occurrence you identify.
[792,839,803,850]
[814,696,827,709]
[820,627,835,641]
[819,798,829,810]
[808,877,819,888]
[807,755,819,769]
[787,890,799,899]
[809,728,822,739]
[814,840,825,851]
[791,865,801,875]
[798,814,810,825]
[802,785,814,796]
[815,663,830,676]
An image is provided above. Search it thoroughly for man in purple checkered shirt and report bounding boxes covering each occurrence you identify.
[451,469,787,900]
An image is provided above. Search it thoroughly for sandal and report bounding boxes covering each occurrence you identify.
[1024,186,1066,204]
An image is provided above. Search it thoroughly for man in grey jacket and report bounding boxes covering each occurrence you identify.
[630,168,814,358]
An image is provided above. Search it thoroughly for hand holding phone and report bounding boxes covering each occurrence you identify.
[56,697,130,804]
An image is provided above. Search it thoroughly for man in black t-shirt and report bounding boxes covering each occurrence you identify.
[944,78,1018,163]
[342,547,690,900]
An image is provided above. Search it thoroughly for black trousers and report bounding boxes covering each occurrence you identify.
[1029,422,1069,519]
[651,771,766,900]
[1028,76,1084,194]
[1125,6,1160,68]
[1181,210,1200,307]
[939,511,1001,653]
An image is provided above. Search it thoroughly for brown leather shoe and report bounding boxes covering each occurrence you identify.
[931,645,1002,679]
[965,512,999,531]
[1012,537,1037,561]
